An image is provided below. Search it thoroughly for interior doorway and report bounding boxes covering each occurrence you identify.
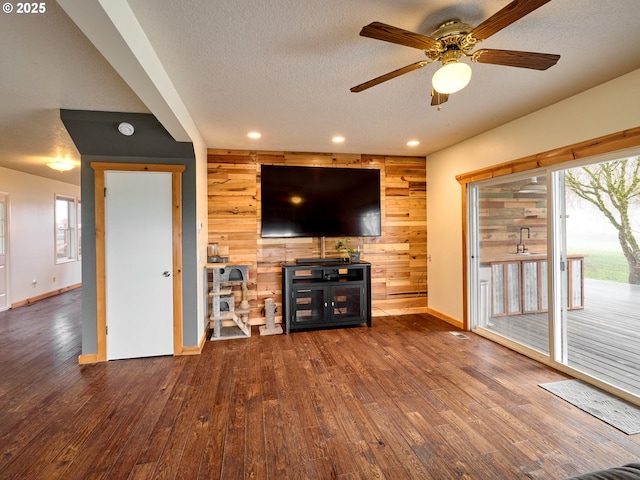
[91,162,185,362]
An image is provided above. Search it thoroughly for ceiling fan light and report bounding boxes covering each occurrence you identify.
[431,61,472,94]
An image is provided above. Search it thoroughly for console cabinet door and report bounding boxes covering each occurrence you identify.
[292,285,327,328]
[330,284,364,324]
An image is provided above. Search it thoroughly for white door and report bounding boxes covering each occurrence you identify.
[0,193,7,311]
[105,171,174,360]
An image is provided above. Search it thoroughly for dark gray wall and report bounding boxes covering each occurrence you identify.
[61,110,199,354]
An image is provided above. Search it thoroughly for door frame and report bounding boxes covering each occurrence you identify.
[92,162,186,362]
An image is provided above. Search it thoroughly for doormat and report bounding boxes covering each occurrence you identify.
[539,379,640,434]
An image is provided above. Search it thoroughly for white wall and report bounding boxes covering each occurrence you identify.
[0,166,81,306]
[427,68,640,323]
[194,143,209,345]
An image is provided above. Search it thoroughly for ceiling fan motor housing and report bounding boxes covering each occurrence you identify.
[426,19,476,61]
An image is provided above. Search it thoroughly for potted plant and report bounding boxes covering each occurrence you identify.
[335,238,360,263]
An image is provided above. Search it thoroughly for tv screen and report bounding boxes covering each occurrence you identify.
[260,164,381,238]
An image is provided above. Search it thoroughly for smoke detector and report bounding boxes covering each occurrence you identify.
[118,122,135,136]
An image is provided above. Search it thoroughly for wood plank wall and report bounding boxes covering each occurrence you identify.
[207,149,428,326]
[479,177,547,257]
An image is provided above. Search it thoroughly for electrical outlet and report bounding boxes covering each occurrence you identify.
[52,276,56,283]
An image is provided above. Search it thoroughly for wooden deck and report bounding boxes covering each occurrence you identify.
[2,288,640,478]
[482,278,640,397]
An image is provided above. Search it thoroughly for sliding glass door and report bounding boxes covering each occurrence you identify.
[471,174,550,355]
[563,159,640,395]
[468,152,640,399]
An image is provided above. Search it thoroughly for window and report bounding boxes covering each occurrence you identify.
[55,195,78,263]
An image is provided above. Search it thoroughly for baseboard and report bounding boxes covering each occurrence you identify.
[371,306,429,316]
[180,329,208,356]
[11,283,82,309]
[425,307,464,329]
[78,353,100,365]
[79,328,207,364]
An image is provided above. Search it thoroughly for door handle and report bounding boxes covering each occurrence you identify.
[163,271,171,277]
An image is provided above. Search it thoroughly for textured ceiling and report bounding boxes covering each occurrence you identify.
[0,1,148,184]
[2,0,640,185]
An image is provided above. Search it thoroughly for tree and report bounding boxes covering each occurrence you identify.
[566,156,640,284]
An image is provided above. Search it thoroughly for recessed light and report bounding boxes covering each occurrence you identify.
[247,131,262,139]
[407,140,420,147]
[332,136,345,143]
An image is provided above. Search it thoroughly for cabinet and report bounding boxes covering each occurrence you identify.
[205,263,251,340]
[282,261,371,333]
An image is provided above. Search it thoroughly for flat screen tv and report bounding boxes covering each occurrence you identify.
[260,164,381,238]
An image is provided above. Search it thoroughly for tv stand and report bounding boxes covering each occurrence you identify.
[282,261,371,333]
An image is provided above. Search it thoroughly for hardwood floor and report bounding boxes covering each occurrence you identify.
[1,290,640,479]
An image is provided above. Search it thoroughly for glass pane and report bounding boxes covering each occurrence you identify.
[476,175,549,355]
[564,156,640,396]
[332,286,361,319]
[77,202,82,259]
[294,287,325,324]
[55,196,76,263]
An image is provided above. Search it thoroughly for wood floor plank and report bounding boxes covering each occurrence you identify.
[196,402,230,479]
[175,351,224,479]
[2,289,640,479]
[58,361,167,479]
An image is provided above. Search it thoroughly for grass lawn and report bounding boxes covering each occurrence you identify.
[577,250,629,282]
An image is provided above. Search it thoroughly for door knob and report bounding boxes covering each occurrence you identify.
[163,271,171,277]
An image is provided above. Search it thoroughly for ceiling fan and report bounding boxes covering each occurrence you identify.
[351,0,560,107]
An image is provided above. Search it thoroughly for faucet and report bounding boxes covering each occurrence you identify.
[516,227,530,253]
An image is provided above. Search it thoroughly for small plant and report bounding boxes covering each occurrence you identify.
[335,238,360,262]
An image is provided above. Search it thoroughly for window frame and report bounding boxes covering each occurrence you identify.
[55,194,79,264]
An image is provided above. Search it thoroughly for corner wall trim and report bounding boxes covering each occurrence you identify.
[180,329,208,356]
[78,353,100,365]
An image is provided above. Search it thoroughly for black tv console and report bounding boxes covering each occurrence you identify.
[282,261,371,333]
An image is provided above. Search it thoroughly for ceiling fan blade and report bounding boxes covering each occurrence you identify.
[360,22,439,50]
[430,90,449,106]
[351,61,428,93]
[472,49,560,70]
[470,0,552,42]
